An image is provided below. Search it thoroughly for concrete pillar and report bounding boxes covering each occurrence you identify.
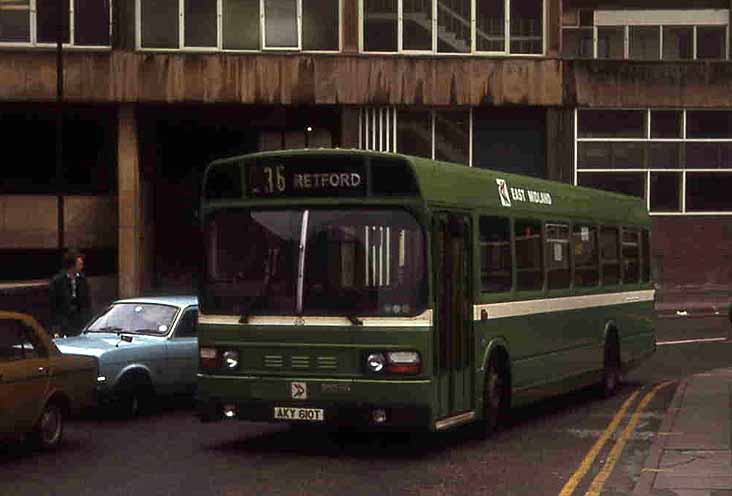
[117,104,143,298]
[340,106,361,149]
[546,108,574,184]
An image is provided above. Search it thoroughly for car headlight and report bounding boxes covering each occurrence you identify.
[223,350,239,370]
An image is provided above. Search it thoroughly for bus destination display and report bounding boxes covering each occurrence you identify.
[246,160,367,198]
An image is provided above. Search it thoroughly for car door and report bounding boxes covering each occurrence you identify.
[0,317,52,435]
[165,307,198,393]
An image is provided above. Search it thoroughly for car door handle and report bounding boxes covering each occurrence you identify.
[37,367,49,376]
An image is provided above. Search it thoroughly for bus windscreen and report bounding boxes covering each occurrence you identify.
[202,208,427,317]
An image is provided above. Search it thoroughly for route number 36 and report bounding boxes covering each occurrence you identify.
[263,165,286,193]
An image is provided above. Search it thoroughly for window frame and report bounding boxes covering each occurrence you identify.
[575,108,732,216]
[0,0,112,49]
[359,107,474,166]
[571,222,600,289]
[599,225,621,286]
[544,220,571,291]
[478,214,514,294]
[135,0,342,53]
[620,227,640,285]
[513,217,545,292]
[562,9,730,61]
[358,0,546,57]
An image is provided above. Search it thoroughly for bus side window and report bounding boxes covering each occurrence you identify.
[600,227,620,285]
[546,222,570,290]
[514,219,543,291]
[622,228,640,284]
[479,216,512,293]
[572,224,599,287]
[641,229,651,283]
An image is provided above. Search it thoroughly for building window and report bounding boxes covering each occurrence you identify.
[0,0,110,46]
[359,107,472,165]
[562,9,729,60]
[576,109,732,215]
[362,0,544,55]
[138,0,340,51]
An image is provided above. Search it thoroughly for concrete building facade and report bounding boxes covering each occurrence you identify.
[1,0,731,319]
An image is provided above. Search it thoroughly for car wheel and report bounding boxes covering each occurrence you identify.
[116,380,153,418]
[29,402,64,450]
[601,335,622,397]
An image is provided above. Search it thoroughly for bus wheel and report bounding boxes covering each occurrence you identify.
[601,335,622,397]
[476,355,506,439]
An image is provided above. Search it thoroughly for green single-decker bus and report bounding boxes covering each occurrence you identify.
[195,149,655,435]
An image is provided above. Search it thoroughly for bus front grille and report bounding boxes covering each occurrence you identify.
[261,354,339,371]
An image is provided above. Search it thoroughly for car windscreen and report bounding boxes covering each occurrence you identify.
[201,208,427,317]
[86,303,179,335]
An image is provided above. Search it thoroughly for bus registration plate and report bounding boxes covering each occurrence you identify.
[273,407,324,422]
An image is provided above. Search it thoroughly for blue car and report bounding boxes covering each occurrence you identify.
[54,296,198,416]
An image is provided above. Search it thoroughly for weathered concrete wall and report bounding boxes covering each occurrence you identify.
[3,51,732,109]
[0,52,563,107]
[569,61,732,108]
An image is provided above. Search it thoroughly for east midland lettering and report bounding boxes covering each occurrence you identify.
[510,187,553,205]
[293,172,362,190]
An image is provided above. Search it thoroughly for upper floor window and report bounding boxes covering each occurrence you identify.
[362,0,544,55]
[137,0,340,51]
[576,108,732,215]
[0,0,111,47]
[562,9,729,61]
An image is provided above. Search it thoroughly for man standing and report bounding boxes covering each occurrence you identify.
[49,250,90,337]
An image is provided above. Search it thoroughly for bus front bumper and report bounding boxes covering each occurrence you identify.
[196,374,434,429]
[196,398,431,429]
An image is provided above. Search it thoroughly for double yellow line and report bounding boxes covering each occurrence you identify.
[558,381,673,496]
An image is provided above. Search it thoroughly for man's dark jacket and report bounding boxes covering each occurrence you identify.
[49,271,90,335]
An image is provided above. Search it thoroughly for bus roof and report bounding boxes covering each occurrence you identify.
[205,148,649,227]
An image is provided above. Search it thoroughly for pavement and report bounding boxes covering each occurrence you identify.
[634,367,732,496]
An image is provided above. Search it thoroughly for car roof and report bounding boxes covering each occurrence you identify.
[112,295,198,309]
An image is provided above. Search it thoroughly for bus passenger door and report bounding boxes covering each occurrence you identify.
[434,214,474,419]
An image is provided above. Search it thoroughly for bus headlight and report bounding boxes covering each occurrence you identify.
[366,353,386,372]
[223,350,240,370]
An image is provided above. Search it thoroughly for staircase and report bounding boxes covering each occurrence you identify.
[365,0,507,53]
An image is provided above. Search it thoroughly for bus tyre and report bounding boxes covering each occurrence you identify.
[477,356,506,439]
[601,336,622,397]
[29,401,64,450]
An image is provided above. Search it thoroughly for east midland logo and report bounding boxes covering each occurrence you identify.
[496,179,512,207]
[496,178,553,208]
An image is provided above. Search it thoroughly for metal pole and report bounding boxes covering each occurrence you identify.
[56,0,65,252]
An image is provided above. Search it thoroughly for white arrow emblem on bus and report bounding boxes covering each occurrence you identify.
[496,179,511,207]
[291,382,307,400]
